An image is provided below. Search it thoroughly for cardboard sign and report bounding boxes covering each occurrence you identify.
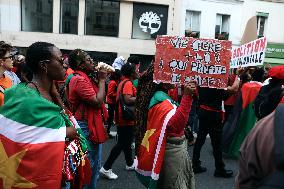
[230,37,267,68]
[154,36,232,89]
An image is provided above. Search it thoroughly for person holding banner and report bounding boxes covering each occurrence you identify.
[135,64,196,189]
[192,68,242,178]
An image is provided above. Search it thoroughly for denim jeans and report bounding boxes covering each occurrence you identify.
[77,121,102,189]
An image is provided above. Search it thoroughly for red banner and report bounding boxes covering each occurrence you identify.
[154,36,232,88]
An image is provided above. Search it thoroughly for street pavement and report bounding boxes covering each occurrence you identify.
[97,132,238,189]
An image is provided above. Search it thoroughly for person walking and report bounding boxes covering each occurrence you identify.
[100,63,138,179]
[192,69,242,177]
[0,41,79,188]
[135,65,196,189]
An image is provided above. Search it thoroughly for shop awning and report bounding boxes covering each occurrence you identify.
[264,57,284,67]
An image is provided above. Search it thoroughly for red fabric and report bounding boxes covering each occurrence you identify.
[0,135,65,188]
[137,100,174,181]
[116,78,136,126]
[241,82,262,109]
[56,68,75,85]
[268,65,284,79]
[166,95,192,137]
[11,67,17,73]
[106,80,118,104]
[199,105,225,122]
[224,74,238,106]
[68,71,107,144]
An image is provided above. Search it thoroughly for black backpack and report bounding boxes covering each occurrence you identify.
[257,104,284,189]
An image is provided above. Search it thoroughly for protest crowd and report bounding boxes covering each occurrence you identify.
[1,36,284,189]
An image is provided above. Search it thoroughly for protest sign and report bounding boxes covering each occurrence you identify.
[154,36,232,89]
[230,37,267,68]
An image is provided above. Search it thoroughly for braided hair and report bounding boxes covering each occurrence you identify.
[135,64,159,154]
[0,41,12,59]
[25,42,55,73]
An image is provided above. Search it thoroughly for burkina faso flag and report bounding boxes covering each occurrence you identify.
[0,83,66,189]
[222,82,262,158]
[136,91,177,189]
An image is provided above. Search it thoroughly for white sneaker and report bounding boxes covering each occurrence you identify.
[125,164,135,171]
[99,167,118,179]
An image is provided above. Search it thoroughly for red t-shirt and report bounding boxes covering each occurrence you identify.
[68,73,98,120]
[116,78,136,126]
[106,80,118,104]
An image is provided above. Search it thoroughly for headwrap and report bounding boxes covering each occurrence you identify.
[112,56,125,70]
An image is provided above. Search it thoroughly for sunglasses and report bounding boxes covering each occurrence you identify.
[40,57,65,65]
[1,55,15,61]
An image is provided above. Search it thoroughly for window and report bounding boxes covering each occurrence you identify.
[185,11,201,38]
[21,0,53,32]
[257,12,268,38]
[132,3,168,40]
[87,51,117,65]
[215,14,230,40]
[60,0,79,34]
[85,0,120,37]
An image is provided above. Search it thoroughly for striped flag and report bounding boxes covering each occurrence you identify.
[136,91,176,189]
[0,84,66,189]
[222,82,262,158]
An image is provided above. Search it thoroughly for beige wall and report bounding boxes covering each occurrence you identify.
[0,0,179,59]
[241,0,284,43]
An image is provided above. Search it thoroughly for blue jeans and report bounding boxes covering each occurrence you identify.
[77,121,102,189]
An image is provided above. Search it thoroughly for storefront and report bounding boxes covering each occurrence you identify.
[132,3,168,40]
[265,43,284,66]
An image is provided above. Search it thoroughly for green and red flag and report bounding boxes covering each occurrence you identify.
[222,82,262,158]
[0,84,66,189]
[136,91,177,189]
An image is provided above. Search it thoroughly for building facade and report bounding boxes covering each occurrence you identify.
[1,0,284,66]
[182,0,284,66]
[241,0,284,66]
[0,0,183,66]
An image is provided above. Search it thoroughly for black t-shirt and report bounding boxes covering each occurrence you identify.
[198,87,225,111]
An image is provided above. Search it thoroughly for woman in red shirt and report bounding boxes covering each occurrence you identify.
[100,63,138,179]
[106,70,121,137]
[68,49,108,189]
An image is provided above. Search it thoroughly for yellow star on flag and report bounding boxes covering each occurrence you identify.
[0,140,37,189]
[141,129,156,152]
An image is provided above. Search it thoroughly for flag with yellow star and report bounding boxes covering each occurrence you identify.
[136,91,176,189]
[0,83,67,189]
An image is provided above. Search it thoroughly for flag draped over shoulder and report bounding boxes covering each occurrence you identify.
[136,91,176,189]
[0,83,66,189]
[222,82,262,158]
